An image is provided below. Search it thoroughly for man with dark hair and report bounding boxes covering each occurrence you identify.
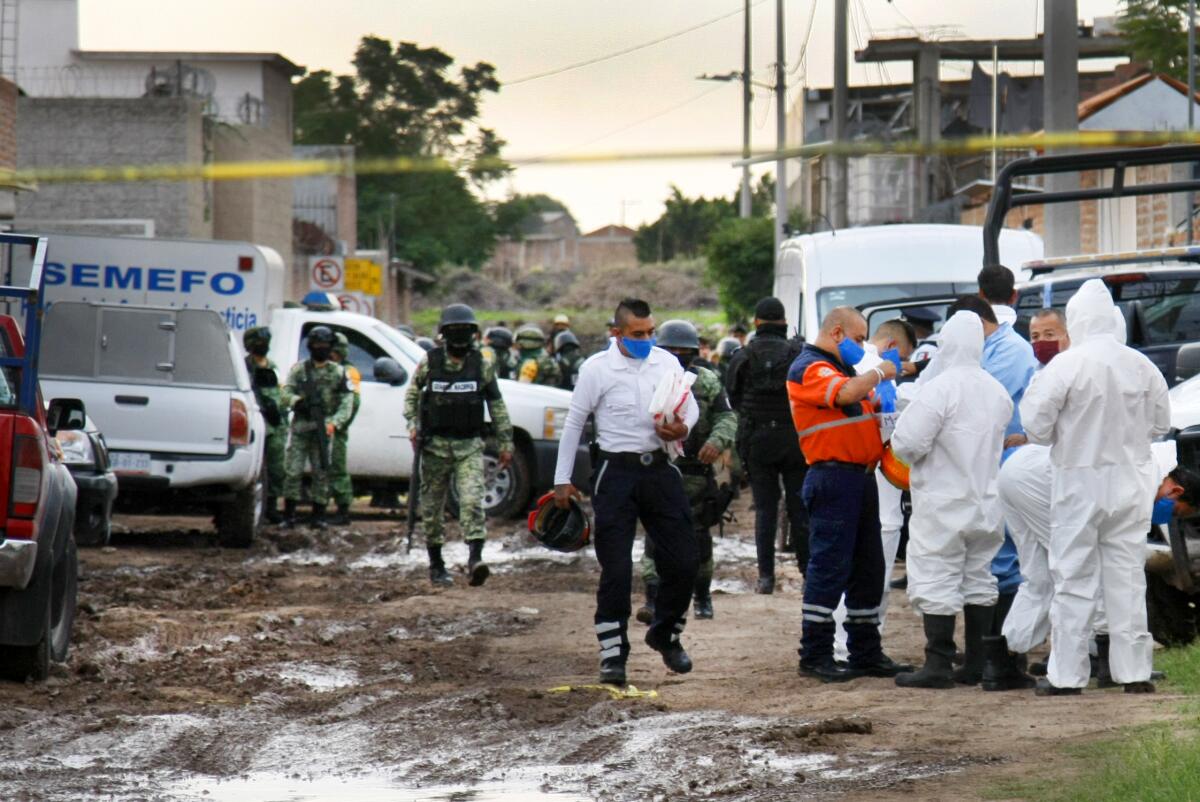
[553,298,700,686]
[1029,308,1069,366]
[978,265,1018,325]
[725,297,809,593]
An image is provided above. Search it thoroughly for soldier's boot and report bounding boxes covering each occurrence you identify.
[635,580,658,625]
[328,504,352,526]
[280,499,298,529]
[467,540,490,587]
[693,578,714,620]
[265,496,282,525]
[895,614,957,689]
[428,545,454,587]
[953,604,994,685]
[309,504,328,530]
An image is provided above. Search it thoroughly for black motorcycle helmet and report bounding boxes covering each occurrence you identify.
[527,492,592,553]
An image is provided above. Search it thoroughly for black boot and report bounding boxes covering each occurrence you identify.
[954,604,994,685]
[895,614,957,689]
[427,545,453,587]
[645,627,693,674]
[755,575,775,595]
[281,499,298,529]
[889,573,908,590]
[693,578,714,620]
[599,656,627,686]
[1035,677,1082,696]
[636,581,658,625]
[1095,634,1116,688]
[467,540,490,587]
[265,496,282,525]
[309,504,328,530]
[327,504,351,526]
[981,635,1036,691]
[991,591,1017,635]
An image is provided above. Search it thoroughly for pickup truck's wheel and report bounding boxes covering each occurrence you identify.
[1146,571,1199,647]
[74,499,111,548]
[215,473,263,548]
[2,538,77,681]
[449,447,532,521]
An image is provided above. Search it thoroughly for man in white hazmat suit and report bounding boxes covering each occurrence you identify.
[890,311,1013,689]
[1020,279,1171,696]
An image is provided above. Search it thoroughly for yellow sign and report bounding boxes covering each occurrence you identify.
[344,258,383,297]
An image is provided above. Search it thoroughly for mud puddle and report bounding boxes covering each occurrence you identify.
[164,774,588,802]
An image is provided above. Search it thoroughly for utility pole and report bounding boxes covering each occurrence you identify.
[1189,0,1195,244]
[831,0,848,229]
[741,0,753,218]
[774,0,788,260]
[1042,0,1080,257]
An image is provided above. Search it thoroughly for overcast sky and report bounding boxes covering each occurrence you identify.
[80,0,1128,231]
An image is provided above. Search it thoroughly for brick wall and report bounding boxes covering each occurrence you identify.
[0,78,17,172]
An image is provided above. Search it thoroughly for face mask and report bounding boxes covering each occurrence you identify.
[309,345,331,363]
[622,336,655,360]
[1032,339,1061,365]
[249,342,269,357]
[672,351,695,370]
[836,335,865,367]
[1152,497,1176,526]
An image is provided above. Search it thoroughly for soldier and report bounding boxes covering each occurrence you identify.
[637,320,737,622]
[482,326,517,380]
[244,326,285,524]
[548,313,572,355]
[515,324,561,386]
[328,332,362,526]
[404,304,514,587]
[282,326,355,529]
[553,330,584,391]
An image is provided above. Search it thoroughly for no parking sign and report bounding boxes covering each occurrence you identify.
[309,256,344,292]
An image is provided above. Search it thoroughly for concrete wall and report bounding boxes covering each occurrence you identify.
[14,96,212,238]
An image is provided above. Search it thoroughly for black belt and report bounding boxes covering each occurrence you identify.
[598,449,668,468]
[743,417,793,430]
[809,460,876,474]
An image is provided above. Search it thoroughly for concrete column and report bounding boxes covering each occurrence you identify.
[1043,0,1081,256]
[914,45,941,212]
[831,0,848,229]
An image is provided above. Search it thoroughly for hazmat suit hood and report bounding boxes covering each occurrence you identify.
[934,310,984,370]
[1152,440,1178,485]
[1113,307,1128,345]
[1065,279,1118,343]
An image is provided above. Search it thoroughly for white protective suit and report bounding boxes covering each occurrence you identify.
[1020,279,1171,688]
[891,311,1013,616]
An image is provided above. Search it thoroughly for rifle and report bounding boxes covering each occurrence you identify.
[406,435,422,553]
[299,361,329,470]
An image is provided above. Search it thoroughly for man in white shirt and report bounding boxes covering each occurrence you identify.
[554,298,700,686]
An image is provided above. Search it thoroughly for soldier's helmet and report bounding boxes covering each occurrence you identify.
[438,303,478,333]
[485,326,514,349]
[717,336,741,360]
[515,324,546,349]
[657,319,700,351]
[243,326,271,349]
[373,357,406,385]
[306,325,335,347]
[416,337,436,352]
[332,332,350,359]
[553,330,580,353]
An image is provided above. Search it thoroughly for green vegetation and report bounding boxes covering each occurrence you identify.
[704,216,775,322]
[408,307,726,337]
[1118,0,1194,82]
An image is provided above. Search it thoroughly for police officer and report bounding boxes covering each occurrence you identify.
[404,304,514,588]
[482,327,517,380]
[724,298,810,594]
[515,324,561,386]
[553,330,584,390]
[901,307,941,368]
[553,298,699,686]
[244,326,285,524]
[637,320,737,621]
[328,332,362,526]
[282,326,355,529]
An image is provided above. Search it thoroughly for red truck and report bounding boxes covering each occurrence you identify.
[0,233,87,680]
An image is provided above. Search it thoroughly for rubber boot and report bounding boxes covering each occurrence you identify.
[693,578,714,620]
[467,540,490,587]
[281,499,298,529]
[1095,634,1116,688]
[265,496,282,525]
[309,504,328,530]
[755,575,775,595]
[895,614,957,689]
[981,635,1036,691]
[636,581,658,625]
[427,545,453,587]
[991,591,1017,635]
[327,503,351,526]
[954,604,994,685]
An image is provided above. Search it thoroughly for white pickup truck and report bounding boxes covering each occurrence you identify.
[266,306,587,519]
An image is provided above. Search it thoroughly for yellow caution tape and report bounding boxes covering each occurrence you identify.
[547,683,660,700]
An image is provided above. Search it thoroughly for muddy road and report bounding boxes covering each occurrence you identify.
[0,500,1179,801]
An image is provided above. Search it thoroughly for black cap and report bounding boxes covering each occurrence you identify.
[753,297,785,321]
[902,306,942,325]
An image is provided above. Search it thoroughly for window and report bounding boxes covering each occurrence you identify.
[299,322,389,382]
[1114,278,1200,346]
[816,283,967,323]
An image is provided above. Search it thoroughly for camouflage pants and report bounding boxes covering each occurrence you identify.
[330,430,353,507]
[419,436,487,546]
[641,472,715,587]
[263,426,286,499]
[283,428,330,506]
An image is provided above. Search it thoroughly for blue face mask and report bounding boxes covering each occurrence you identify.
[1152,497,1176,526]
[622,336,656,360]
[837,336,865,367]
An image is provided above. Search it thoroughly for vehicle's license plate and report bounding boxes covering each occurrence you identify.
[111,452,152,474]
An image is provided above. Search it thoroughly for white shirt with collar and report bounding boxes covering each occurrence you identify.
[554,342,700,485]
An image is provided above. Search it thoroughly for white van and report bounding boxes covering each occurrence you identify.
[773,224,1044,340]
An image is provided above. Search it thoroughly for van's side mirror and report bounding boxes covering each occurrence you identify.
[373,357,408,387]
[1176,343,1200,385]
[47,398,86,435]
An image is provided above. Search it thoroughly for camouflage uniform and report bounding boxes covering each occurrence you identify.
[517,347,561,386]
[246,356,285,498]
[330,333,362,511]
[403,346,513,547]
[480,345,518,380]
[641,365,738,598]
[283,359,354,507]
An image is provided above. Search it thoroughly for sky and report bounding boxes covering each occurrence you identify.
[79,0,1129,231]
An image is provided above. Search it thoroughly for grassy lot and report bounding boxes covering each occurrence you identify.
[987,643,1200,802]
[408,307,727,337]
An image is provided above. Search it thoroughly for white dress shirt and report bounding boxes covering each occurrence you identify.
[554,342,700,485]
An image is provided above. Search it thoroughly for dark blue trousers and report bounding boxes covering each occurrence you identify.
[800,465,885,667]
[592,459,699,662]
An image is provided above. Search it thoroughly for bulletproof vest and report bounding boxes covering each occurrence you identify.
[739,335,798,425]
[422,348,488,438]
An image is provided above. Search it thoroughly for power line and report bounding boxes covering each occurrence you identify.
[788,0,819,76]
[506,0,768,86]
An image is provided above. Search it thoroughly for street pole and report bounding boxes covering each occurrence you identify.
[774,0,787,262]
[990,42,998,184]
[1042,0,1080,257]
[831,0,848,229]
[741,0,753,218]
[1189,0,1195,244]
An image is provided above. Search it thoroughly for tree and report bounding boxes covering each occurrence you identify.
[1118,0,1192,82]
[492,193,571,240]
[704,216,775,321]
[293,37,507,270]
[634,186,736,263]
